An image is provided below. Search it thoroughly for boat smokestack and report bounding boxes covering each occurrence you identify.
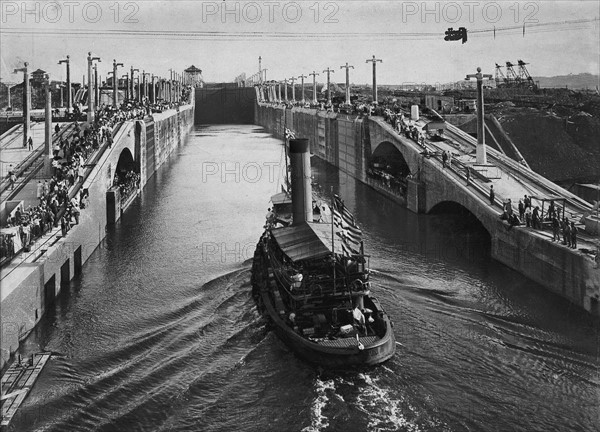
[289,138,312,225]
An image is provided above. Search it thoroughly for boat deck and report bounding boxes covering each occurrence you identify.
[313,335,380,348]
[1,352,51,426]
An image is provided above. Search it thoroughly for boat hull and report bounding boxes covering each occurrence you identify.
[252,244,396,368]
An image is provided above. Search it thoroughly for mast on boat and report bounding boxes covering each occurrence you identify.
[283,108,290,192]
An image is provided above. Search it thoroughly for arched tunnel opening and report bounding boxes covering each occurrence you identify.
[113,148,140,201]
[368,141,412,196]
[427,201,492,262]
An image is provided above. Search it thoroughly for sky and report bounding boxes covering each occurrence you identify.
[0,0,599,86]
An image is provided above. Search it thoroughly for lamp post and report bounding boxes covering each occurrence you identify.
[122,74,129,101]
[58,55,71,112]
[309,71,319,105]
[366,55,382,104]
[298,74,307,104]
[143,71,150,102]
[340,63,354,105]
[465,67,493,164]
[136,76,141,102]
[169,69,174,103]
[44,74,52,158]
[151,75,158,104]
[258,56,262,84]
[323,67,335,106]
[14,63,30,148]
[289,77,297,102]
[87,52,101,123]
[130,66,139,102]
[112,59,123,107]
[93,63,99,108]
[59,83,65,108]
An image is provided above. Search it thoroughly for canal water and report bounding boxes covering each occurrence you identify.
[10,125,599,432]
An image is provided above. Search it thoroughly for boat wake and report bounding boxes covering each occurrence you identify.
[355,373,423,432]
[300,370,450,432]
[301,377,336,432]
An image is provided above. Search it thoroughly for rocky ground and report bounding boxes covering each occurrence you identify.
[490,103,600,186]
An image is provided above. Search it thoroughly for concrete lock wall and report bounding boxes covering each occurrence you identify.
[1,104,194,370]
[421,161,599,312]
[195,87,255,124]
[253,102,600,316]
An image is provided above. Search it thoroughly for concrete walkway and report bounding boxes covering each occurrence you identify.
[0,123,46,180]
[376,116,599,256]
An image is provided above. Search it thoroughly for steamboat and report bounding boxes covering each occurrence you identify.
[251,138,396,367]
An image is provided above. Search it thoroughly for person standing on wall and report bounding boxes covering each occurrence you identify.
[570,222,577,249]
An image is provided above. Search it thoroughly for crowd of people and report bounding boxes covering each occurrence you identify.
[1,89,195,263]
[3,177,78,255]
[113,170,141,201]
[495,193,579,248]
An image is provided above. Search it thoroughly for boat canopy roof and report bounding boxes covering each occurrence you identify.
[271,222,344,262]
[271,191,292,205]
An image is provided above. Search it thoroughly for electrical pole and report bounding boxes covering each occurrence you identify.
[94,64,99,108]
[152,75,158,104]
[258,56,262,84]
[298,74,308,104]
[122,74,129,101]
[276,81,281,103]
[340,63,354,105]
[309,71,319,105]
[13,63,29,148]
[465,67,493,164]
[169,68,174,103]
[289,77,297,102]
[323,67,335,106]
[366,55,382,104]
[87,52,101,123]
[58,55,71,113]
[44,74,52,158]
[112,59,123,107]
[130,66,139,102]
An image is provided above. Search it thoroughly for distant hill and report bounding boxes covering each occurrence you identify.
[433,73,599,91]
[532,73,599,90]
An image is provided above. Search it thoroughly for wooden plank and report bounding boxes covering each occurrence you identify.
[0,352,51,427]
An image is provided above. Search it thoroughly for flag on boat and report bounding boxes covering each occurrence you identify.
[333,195,357,225]
[331,195,362,255]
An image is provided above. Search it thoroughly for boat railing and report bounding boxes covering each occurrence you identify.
[266,244,370,299]
[290,275,370,299]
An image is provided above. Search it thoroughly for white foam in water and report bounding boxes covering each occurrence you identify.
[356,373,423,432]
[301,377,335,432]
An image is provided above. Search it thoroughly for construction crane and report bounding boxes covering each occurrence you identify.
[505,61,520,85]
[495,60,537,90]
[517,60,537,89]
[495,63,507,87]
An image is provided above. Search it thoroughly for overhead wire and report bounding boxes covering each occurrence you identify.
[0,17,596,41]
